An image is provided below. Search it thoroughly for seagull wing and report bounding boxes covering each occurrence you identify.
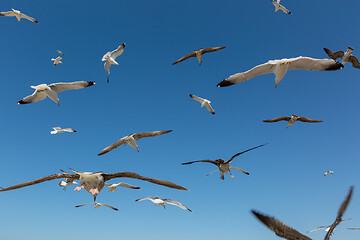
[98,139,127,156]
[133,130,172,140]
[102,172,188,191]
[204,102,215,115]
[181,160,218,166]
[288,57,343,71]
[75,203,95,208]
[19,13,38,23]
[348,228,360,230]
[135,196,156,202]
[252,210,312,240]
[297,117,322,123]
[349,55,360,69]
[49,81,96,93]
[62,128,76,132]
[101,203,119,211]
[307,226,328,233]
[323,48,344,60]
[189,94,204,103]
[278,4,291,14]
[116,182,141,189]
[163,199,192,212]
[263,117,291,122]
[226,143,267,163]
[110,43,125,59]
[202,46,226,54]
[0,173,78,192]
[17,90,47,104]
[0,11,16,17]
[217,62,275,87]
[229,167,250,175]
[172,52,196,65]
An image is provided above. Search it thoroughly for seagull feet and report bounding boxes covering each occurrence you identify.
[231,175,235,179]
[74,185,84,191]
[89,188,99,196]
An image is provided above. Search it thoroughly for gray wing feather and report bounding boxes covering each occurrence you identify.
[226,143,267,163]
[263,117,291,122]
[323,48,344,60]
[98,139,127,156]
[101,203,119,211]
[164,199,192,212]
[133,130,172,140]
[135,197,156,202]
[110,43,125,59]
[20,13,38,23]
[349,55,360,69]
[17,90,47,104]
[49,81,96,93]
[288,57,343,71]
[202,46,226,54]
[172,52,196,65]
[297,117,322,123]
[0,11,16,16]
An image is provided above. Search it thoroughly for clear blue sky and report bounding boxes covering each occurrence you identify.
[0,0,359,239]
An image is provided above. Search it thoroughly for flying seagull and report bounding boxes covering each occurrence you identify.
[324,170,334,176]
[189,94,215,115]
[172,46,226,65]
[102,43,125,83]
[263,114,323,128]
[271,0,291,14]
[182,144,267,180]
[105,182,140,192]
[217,57,343,88]
[58,169,78,191]
[324,186,353,240]
[17,81,96,106]
[0,8,38,23]
[135,197,192,212]
[75,202,118,211]
[51,127,77,135]
[0,168,188,201]
[324,47,360,69]
[56,50,64,55]
[308,219,351,233]
[98,130,172,156]
[348,228,360,230]
[51,56,62,66]
[251,210,312,240]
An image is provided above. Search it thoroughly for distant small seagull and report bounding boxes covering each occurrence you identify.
[271,0,291,14]
[263,114,323,128]
[75,202,118,211]
[51,56,62,66]
[105,182,140,192]
[189,94,215,115]
[135,197,192,212]
[102,43,125,83]
[17,81,96,106]
[56,50,64,56]
[217,57,343,88]
[308,218,351,233]
[172,46,226,65]
[324,170,334,176]
[251,210,312,240]
[58,169,78,191]
[98,130,172,156]
[50,127,77,135]
[324,47,360,69]
[348,228,360,230]
[182,144,267,180]
[0,8,38,23]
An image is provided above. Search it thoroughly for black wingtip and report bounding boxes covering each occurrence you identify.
[217,80,234,87]
[17,99,27,104]
[88,81,96,86]
[326,62,344,70]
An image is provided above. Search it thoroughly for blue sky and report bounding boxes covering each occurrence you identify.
[0,0,359,239]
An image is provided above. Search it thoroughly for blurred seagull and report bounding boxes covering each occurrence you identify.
[105,182,140,192]
[189,94,215,115]
[135,197,192,212]
[182,144,267,180]
[348,228,360,230]
[324,170,334,176]
[58,169,78,191]
[17,81,96,106]
[324,47,360,69]
[56,50,64,55]
[217,57,343,88]
[271,0,291,14]
[172,46,226,65]
[308,218,351,233]
[0,8,38,23]
[98,130,172,156]
[50,127,77,135]
[263,114,323,128]
[102,43,125,83]
[51,56,62,66]
[75,202,118,211]
[0,168,188,201]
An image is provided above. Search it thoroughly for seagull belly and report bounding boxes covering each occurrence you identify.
[79,174,105,197]
[274,63,289,87]
[219,164,230,173]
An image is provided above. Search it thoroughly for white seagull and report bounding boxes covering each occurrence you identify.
[217,57,343,88]
[105,182,140,192]
[102,43,125,83]
[324,170,334,176]
[51,56,62,66]
[0,8,38,23]
[135,197,192,212]
[324,47,360,69]
[189,94,215,115]
[271,0,292,14]
[50,127,77,135]
[75,202,118,211]
[58,169,78,191]
[17,81,96,106]
[56,50,64,55]
[308,218,351,233]
[263,114,323,128]
[172,46,226,65]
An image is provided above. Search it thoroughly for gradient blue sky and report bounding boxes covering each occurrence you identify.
[0,0,359,239]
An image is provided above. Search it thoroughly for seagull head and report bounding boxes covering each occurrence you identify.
[348,47,354,51]
[12,9,20,14]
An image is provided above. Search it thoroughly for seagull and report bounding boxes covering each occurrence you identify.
[217,57,343,88]
[51,127,77,135]
[75,202,118,211]
[0,168,187,201]
[135,197,192,212]
[324,47,360,69]
[251,210,312,240]
[182,144,267,180]
[348,228,360,230]
[56,50,64,55]
[0,8,38,23]
[98,130,172,156]
[172,46,226,65]
[308,219,351,233]
[51,56,62,66]
[105,182,140,192]
[102,43,125,83]
[324,170,334,176]
[271,0,292,14]
[17,81,96,106]
[263,114,323,128]
[189,94,215,115]
[58,170,78,191]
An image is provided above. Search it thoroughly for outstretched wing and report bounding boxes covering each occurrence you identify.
[181,160,218,166]
[98,139,127,156]
[0,11,16,17]
[307,226,327,233]
[349,55,360,69]
[202,46,226,54]
[135,197,156,202]
[288,57,343,71]
[263,117,291,122]
[101,203,119,211]
[226,143,267,163]
[102,172,188,191]
[133,130,172,140]
[189,94,204,103]
[105,182,140,189]
[110,43,126,59]
[323,48,344,61]
[75,203,95,208]
[49,81,96,93]
[164,199,192,212]
[204,102,215,115]
[297,117,322,123]
[17,90,47,104]
[172,52,196,65]
[19,13,38,23]
[278,4,291,14]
